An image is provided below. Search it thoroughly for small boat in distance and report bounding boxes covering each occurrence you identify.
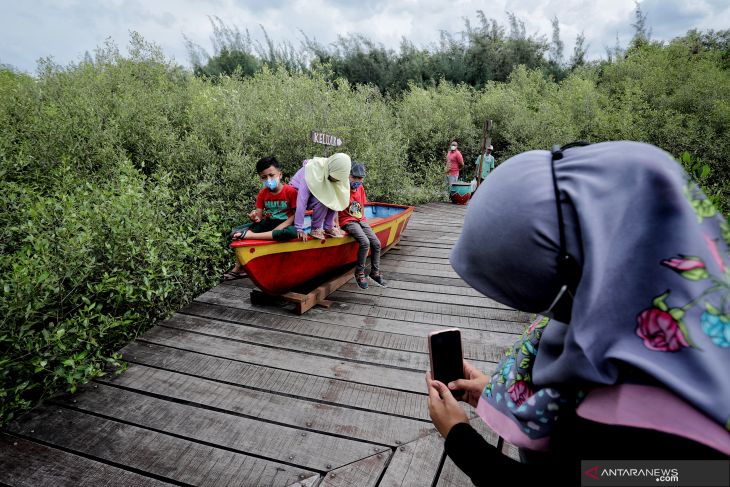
[230,203,414,295]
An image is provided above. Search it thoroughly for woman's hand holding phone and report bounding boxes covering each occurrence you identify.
[426,372,469,438]
[448,360,489,408]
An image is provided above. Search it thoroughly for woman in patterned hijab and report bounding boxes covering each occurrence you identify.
[427,141,730,485]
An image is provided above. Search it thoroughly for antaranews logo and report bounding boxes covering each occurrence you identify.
[581,462,681,486]
[583,466,600,481]
[581,460,729,487]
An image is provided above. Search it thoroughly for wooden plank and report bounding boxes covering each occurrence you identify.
[0,433,174,487]
[320,299,526,333]
[406,215,464,224]
[381,254,452,265]
[343,279,488,299]
[320,452,390,487]
[99,364,432,446]
[366,261,461,279]
[182,298,514,363]
[378,431,445,487]
[52,383,384,471]
[401,225,463,235]
[395,241,456,251]
[399,238,458,247]
[370,271,471,288]
[398,232,458,241]
[136,325,430,393]
[327,292,529,322]
[406,213,460,220]
[122,342,431,420]
[336,284,512,310]
[158,312,495,373]
[7,406,316,486]
[376,260,460,274]
[501,441,521,461]
[382,247,457,259]
[197,287,524,350]
[288,474,321,487]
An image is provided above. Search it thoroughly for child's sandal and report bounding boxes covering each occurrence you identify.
[324,228,345,238]
[369,272,387,287]
[309,228,326,240]
[354,271,369,289]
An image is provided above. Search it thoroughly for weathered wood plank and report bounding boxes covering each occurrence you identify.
[399,238,458,248]
[319,452,390,487]
[413,207,464,215]
[52,383,383,471]
[136,325,430,393]
[363,261,461,279]
[336,284,512,310]
[321,299,526,333]
[99,364,432,446]
[7,406,316,486]
[196,286,527,348]
[287,474,321,487]
[380,254,452,265]
[367,271,471,288]
[342,279,488,299]
[376,259,461,273]
[182,299,513,363]
[383,247,459,259]
[502,441,521,461]
[378,431,445,487]
[395,241,456,251]
[402,224,463,234]
[158,312,495,373]
[0,433,174,487]
[327,292,529,322]
[122,342,432,421]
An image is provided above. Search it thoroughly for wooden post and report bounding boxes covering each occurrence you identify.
[476,119,493,187]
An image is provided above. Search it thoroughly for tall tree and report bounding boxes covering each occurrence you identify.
[630,1,651,49]
[570,31,588,68]
[549,17,564,66]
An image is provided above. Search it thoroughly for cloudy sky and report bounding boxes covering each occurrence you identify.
[2,0,729,73]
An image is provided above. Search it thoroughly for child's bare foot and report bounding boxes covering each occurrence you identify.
[324,227,345,238]
[309,228,326,240]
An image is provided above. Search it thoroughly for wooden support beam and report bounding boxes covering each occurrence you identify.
[251,266,356,315]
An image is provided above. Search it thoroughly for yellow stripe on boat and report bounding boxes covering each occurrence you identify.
[235,213,409,265]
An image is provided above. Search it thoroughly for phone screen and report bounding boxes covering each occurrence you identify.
[429,329,464,397]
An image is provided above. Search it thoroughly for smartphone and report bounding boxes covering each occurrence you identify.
[428,328,464,398]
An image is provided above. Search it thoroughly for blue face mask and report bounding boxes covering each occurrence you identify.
[264,178,279,191]
[350,181,362,190]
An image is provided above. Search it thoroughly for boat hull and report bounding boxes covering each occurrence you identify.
[449,182,472,205]
[231,203,414,294]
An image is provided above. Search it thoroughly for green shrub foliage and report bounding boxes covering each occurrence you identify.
[2,28,728,424]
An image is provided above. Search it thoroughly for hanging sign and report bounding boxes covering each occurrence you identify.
[311,131,343,147]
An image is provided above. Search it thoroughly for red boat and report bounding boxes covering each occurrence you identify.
[230,203,414,295]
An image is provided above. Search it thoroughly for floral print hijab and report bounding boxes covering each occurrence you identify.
[450,141,730,454]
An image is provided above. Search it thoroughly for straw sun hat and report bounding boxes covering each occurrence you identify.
[304,153,352,211]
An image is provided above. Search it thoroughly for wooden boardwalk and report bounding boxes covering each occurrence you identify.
[1,203,529,487]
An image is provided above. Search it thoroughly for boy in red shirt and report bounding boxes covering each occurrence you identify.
[339,162,386,289]
[223,156,297,280]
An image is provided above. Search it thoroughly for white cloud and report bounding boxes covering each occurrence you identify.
[1,0,727,73]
